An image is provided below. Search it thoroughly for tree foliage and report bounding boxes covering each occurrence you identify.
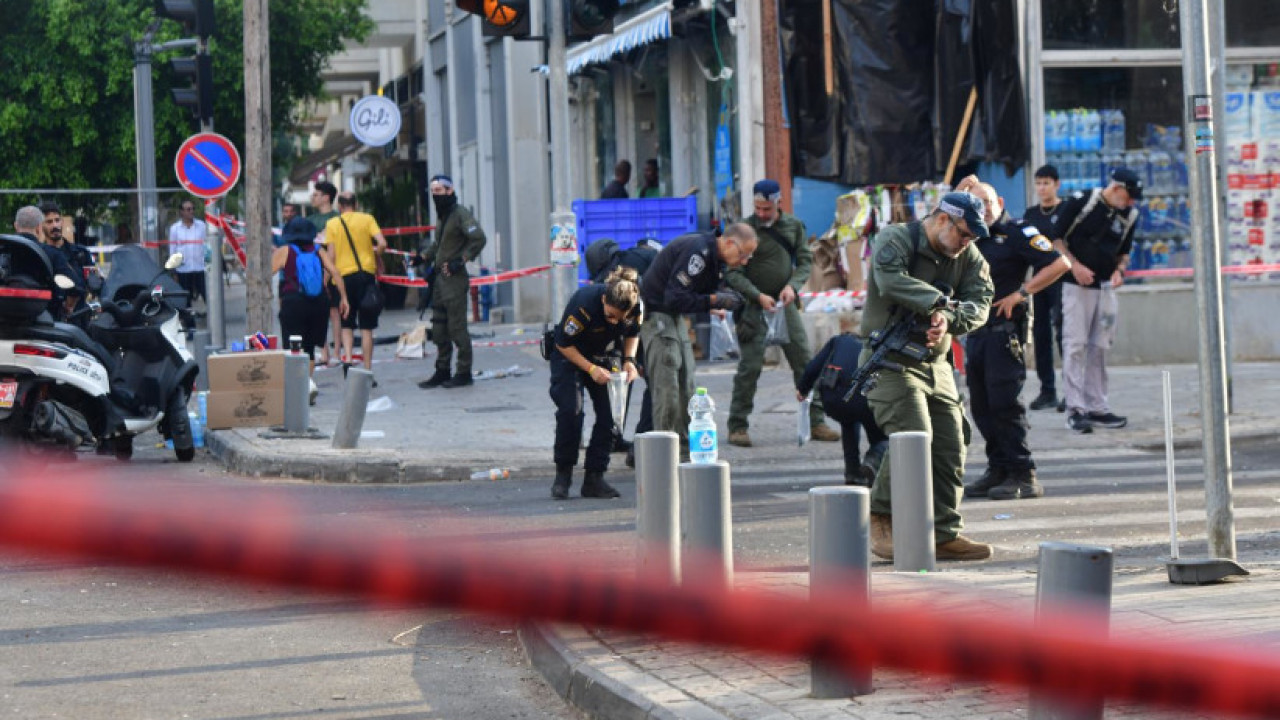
[0,0,373,210]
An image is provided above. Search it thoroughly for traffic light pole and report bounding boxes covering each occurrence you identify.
[133,35,161,263]
[547,0,578,319]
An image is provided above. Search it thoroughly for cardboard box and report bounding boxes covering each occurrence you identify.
[207,351,286,392]
[207,389,285,429]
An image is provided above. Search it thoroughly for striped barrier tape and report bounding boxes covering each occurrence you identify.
[1,468,1278,719]
[377,264,552,289]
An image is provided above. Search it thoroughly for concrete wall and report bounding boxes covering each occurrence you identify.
[1111,280,1280,364]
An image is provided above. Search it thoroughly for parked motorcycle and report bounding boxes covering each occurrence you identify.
[0,235,199,462]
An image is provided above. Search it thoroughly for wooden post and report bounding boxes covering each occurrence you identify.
[243,0,273,335]
[943,87,978,187]
[760,0,792,211]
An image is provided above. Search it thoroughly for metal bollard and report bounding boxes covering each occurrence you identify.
[331,367,373,449]
[1029,542,1113,720]
[636,431,681,585]
[283,351,310,434]
[192,330,212,392]
[679,461,732,589]
[889,431,934,572]
[809,487,872,698]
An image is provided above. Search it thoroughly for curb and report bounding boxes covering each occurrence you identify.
[206,429,561,483]
[519,622,728,720]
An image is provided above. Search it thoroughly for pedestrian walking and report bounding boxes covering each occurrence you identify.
[1054,168,1141,434]
[417,175,488,389]
[325,191,388,383]
[861,192,994,562]
[167,198,208,307]
[308,181,342,366]
[638,225,755,456]
[958,180,1070,501]
[726,179,839,447]
[272,217,349,404]
[548,267,643,500]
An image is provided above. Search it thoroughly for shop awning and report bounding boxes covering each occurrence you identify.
[566,3,672,76]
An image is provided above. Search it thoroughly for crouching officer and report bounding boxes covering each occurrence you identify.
[549,267,643,500]
[958,180,1071,501]
[863,192,994,562]
[797,323,889,486]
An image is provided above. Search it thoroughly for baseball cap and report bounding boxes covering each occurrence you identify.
[1111,168,1144,199]
[936,192,990,240]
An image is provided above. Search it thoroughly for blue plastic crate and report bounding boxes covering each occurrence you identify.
[572,196,698,282]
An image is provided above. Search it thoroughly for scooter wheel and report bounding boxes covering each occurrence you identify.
[114,436,133,461]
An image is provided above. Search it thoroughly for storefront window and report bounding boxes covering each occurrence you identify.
[1043,0,1280,50]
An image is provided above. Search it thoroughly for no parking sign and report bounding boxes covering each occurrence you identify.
[174,132,242,199]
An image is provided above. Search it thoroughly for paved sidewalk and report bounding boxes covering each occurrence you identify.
[205,300,1280,719]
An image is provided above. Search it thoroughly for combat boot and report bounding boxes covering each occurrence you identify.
[870,513,893,560]
[550,466,572,500]
[935,535,993,561]
[963,466,1007,499]
[810,424,840,442]
[988,468,1044,500]
[727,429,752,447]
[418,370,451,389]
[581,470,620,499]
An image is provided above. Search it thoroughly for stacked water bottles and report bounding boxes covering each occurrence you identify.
[1223,89,1280,270]
[1047,109,1193,278]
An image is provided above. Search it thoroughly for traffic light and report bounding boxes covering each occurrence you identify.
[155,0,215,39]
[455,0,531,38]
[568,0,619,40]
[171,52,214,127]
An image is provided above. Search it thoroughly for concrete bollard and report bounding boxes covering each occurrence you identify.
[679,461,732,589]
[889,431,934,572]
[809,487,873,698]
[636,431,681,585]
[192,330,212,392]
[283,351,310,434]
[331,367,373,449]
[1029,542,1113,720]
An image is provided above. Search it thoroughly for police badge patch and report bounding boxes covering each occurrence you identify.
[1023,225,1053,252]
[564,317,583,337]
[687,254,706,276]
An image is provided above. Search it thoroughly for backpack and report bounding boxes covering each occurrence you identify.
[294,245,324,297]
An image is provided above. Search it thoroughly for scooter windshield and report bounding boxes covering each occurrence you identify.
[101,245,190,310]
[0,233,55,288]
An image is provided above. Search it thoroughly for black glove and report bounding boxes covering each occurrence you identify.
[710,288,744,312]
[447,258,466,275]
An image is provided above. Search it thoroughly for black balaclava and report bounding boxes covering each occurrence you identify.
[432,192,457,221]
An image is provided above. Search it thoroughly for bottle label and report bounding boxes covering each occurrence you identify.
[690,428,717,453]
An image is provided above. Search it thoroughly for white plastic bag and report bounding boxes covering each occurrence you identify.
[797,391,812,446]
[608,372,628,429]
[709,312,740,361]
[395,325,428,359]
[764,308,789,347]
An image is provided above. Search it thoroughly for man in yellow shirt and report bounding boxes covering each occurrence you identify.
[325,192,388,381]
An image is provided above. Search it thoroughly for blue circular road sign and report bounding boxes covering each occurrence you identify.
[174,132,242,199]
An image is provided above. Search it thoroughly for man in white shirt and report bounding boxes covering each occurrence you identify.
[168,199,208,307]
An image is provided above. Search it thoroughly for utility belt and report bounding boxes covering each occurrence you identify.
[969,318,1025,338]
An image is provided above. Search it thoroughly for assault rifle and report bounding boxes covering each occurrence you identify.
[841,283,955,402]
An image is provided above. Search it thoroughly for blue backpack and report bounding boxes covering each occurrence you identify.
[293,246,324,297]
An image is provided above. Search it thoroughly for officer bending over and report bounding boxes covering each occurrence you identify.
[957,179,1070,501]
[797,324,888,487]
[863,193,994,562]
[549,266,643,500]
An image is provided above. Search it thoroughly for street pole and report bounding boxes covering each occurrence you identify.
[133,36,160,262]
[243,0,273,336]
[198,26,225,349]
[1206,0,1233,412]
[1179,0,1236,560]
[546,0,578,319]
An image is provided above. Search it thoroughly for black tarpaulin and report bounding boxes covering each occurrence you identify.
[780,0,840,178]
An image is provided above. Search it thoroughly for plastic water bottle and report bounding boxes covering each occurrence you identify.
[471,468,510,481]
[1082,108,1102,151]
[687,387,717,464]
[190,411,205,448]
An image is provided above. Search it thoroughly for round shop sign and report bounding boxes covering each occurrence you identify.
[349,94,402,147]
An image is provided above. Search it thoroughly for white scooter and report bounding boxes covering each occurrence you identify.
[0,235,198,461]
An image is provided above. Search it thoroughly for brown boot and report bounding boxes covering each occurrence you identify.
[870,513,893,560]
[935,535,993,561]
[727,429,753,447]
[810,423,840,442]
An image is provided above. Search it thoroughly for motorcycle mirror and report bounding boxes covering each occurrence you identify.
[54,274,77,290]
[165,253,184,270]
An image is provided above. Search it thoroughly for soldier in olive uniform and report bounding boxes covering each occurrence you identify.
[418,175,488,389]
[862,192,994,562]
[725,179,840,447]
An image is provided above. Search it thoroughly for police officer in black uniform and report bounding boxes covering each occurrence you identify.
[959,180,1071,501]
[585,238,663,464]
[797,330,889,486]
[549,266,643,500]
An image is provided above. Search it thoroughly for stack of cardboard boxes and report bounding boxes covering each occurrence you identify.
[206,351,286,429]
